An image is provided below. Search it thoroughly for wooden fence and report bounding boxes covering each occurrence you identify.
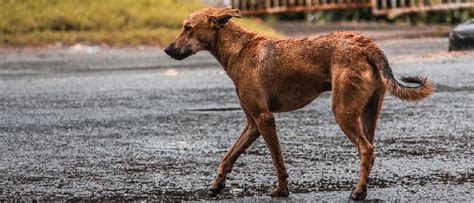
[230,0,474,15]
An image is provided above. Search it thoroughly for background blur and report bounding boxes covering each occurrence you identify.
[0,0,279,47]
[1,0,473,47]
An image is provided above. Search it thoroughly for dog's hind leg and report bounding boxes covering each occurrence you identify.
[208,116,260,196]
[361,91,384,143]
[361,89,385,176]
[331,67,375,201]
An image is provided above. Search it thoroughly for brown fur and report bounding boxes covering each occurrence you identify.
[164,7,433,200]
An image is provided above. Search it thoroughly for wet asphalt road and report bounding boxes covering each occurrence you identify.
[0,38,473,201]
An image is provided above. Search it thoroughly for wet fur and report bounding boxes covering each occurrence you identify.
[164,7,433,200]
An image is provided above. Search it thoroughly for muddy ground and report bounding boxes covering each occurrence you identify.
[0,37,473,201]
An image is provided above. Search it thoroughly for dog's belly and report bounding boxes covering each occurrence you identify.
[266,80,331,113]
[248,39,334,112]
[257,58,332,112]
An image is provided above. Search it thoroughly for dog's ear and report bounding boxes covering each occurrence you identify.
[210,7,242,27]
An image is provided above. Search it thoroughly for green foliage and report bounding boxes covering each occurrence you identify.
[0,28,180,47]
[0,0,201,34]
[0,0,281,47]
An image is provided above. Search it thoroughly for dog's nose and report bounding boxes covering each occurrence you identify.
[164,46,172,55]
[164,43,175,56]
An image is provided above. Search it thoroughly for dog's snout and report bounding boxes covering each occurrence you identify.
[164,43,193,60]
[164,43,175,56]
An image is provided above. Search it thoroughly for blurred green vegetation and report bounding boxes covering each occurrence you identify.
[0,0,281,47]
[1,0,470,47]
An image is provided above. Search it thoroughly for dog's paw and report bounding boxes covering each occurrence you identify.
[270,186,289,197]
[207,181,225,197]
[349,185,367,201]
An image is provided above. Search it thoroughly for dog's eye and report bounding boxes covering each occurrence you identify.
[184,25,192,33]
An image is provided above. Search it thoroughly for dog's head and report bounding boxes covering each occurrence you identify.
[164,7,242,60]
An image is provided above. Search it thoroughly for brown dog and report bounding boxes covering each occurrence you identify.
[164,7,433,200]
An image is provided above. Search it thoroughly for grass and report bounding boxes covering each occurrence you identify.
[0,0,282,47]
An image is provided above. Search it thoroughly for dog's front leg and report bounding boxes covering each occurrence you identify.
[255,112,289,197]
[208,117,260,196]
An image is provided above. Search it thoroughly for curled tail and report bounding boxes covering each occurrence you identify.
[370,52,434,102]
[381,66,434,101]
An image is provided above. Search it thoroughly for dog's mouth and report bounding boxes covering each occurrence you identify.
[164,44,194,60]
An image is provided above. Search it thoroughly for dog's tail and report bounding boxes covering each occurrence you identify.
[369,51,434,102]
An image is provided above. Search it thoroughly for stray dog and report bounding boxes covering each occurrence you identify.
[164,7,433,200]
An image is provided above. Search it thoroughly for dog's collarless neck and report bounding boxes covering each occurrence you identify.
[211,22,255,71]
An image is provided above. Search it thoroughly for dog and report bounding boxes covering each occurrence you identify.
[164,7,433,200]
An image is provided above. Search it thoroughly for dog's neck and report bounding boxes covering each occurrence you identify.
[208,21,257,71]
